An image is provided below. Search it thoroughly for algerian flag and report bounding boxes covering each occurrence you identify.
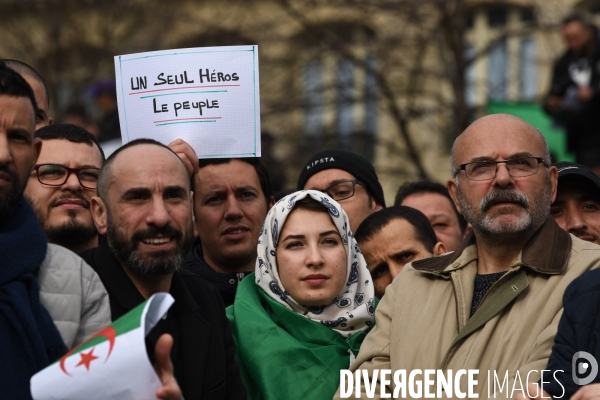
[31,293,174,400]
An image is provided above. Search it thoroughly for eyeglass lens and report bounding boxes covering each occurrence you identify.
[37,165,100,188]
[466,157,540,180]
[326,181,356,201]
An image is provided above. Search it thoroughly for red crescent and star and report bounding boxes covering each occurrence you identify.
[60,326,117,376]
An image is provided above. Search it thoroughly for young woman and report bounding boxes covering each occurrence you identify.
[227,190,376,399]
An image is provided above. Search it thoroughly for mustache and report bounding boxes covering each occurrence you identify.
[132,224,182,243]
[480,189,529,211]
[0,164,19,183]
[571,228,600,242]
[49,192,91,208]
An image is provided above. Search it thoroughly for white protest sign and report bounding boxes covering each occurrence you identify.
[31,293,175,400]
[114,45,261,158]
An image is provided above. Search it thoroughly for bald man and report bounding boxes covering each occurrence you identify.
[335,114,600,399]
[3,59,53,129]
[81,139,246,399]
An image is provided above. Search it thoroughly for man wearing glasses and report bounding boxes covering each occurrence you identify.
[25,124,105,254]
[335,114,600,399]
[297,149,385,233]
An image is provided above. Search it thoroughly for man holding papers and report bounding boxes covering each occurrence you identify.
[81,139,246,399]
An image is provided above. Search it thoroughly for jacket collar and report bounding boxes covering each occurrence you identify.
[412,216,572,275]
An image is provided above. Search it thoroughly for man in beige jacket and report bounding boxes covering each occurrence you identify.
[336,114,600,399]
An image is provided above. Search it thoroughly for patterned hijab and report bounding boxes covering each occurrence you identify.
[255,190,375,338]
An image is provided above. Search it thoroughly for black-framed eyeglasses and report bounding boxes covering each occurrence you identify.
[320,179,365,201]
[457,157,546,181]
[33,164,101,190]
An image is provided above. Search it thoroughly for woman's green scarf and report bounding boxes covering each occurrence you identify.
[227,274,373,400]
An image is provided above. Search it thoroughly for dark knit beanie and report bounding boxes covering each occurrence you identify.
[297,150,386,207]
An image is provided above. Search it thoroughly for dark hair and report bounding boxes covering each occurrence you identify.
[97,138,188,202]
[3,59,49,107]
[199,158,274,207]
[0,61,38,117]
[35,123,105,162]
[355,206,437,252]
[394,180,468,232]
[562,13,594,29]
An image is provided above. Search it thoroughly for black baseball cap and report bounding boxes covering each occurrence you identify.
[554,161,600,192]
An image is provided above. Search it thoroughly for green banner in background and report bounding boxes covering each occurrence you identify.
[487,101,575,162]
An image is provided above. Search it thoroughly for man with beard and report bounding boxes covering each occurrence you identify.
[81,138,246,400]
[550,161,600,244]
[335,114,600,399]
[24,124,104,253]
[0,61,111,398]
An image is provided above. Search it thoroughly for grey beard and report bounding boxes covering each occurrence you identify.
[458,185,551,244]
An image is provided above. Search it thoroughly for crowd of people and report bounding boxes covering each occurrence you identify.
[4,12,600,399]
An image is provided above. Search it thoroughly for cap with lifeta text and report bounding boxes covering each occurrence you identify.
[297,149,386,207]
[554,161,600,192]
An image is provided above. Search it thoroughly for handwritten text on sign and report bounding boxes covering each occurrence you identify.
[114,46,260,158]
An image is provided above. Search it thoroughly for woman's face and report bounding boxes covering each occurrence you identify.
[276,208,347,307]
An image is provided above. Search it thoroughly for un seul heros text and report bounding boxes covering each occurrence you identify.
[130,69,240,117]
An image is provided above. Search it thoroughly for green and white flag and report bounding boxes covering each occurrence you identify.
[31,292,174,400]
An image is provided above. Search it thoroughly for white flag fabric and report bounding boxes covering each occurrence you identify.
[31,293,174,400]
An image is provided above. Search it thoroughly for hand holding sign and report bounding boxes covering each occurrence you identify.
[168,138,200,177]
[115,46,261,159]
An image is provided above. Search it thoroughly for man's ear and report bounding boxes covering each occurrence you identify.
[32,137,42,165]
[447,178,462,214]
[190,191,199,238]
[90,196,108,235]
[369,196,384,212]
[433,242,448,256]
[548,165,558,203]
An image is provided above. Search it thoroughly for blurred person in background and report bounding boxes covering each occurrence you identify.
[394,180,468,252]
[63,103,99,138]
[544,13,600,174]
[3,59,53,129]
[89,78,121,156]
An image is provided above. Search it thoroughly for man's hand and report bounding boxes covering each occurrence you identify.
[572,384,600,400]
[155,334,183,400]
[515,382,551,399]
[578,86,594,101]
[168,139,199,177]
[545,96,563,113]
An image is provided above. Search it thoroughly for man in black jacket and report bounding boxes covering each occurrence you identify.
[544,14,600,172]
[82,138,246,399]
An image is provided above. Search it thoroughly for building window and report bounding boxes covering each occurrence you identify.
[304,59,325,136]
[519,36,537,100]
[336,58,355,149]
[488,38,508,101]
[464,44,477,107]
[364,55,378,136]
[487,7,507,28]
